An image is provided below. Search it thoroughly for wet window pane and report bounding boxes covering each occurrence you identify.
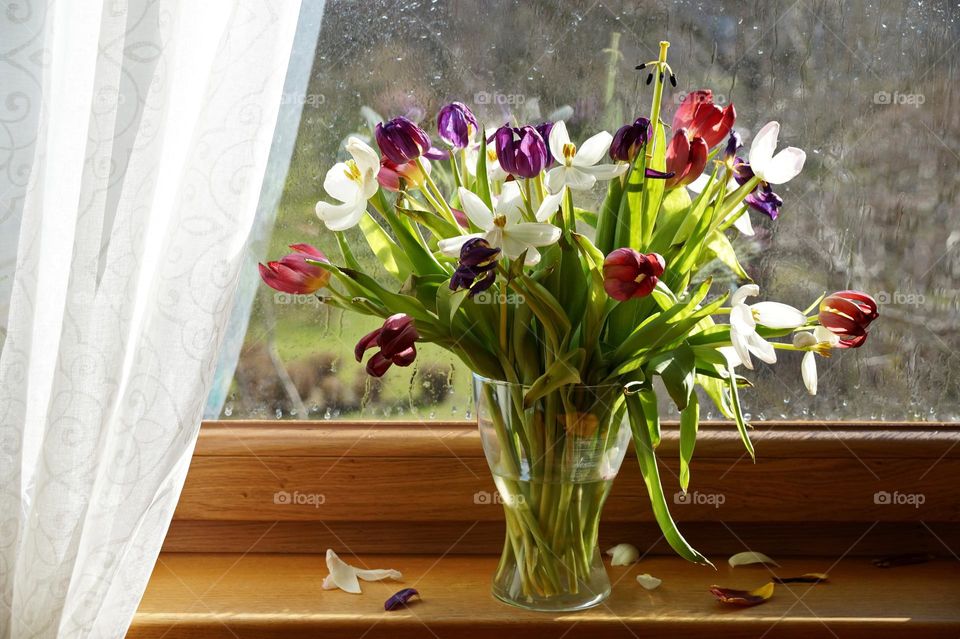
[220,0,960,421]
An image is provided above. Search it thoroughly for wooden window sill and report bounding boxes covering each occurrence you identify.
[131,552,960,638]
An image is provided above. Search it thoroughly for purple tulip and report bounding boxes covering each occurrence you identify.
[450,238,500,296]
[385,588,420,611]
[355,314,419,377]
[493,125,549,178]
[535,122,556,166]
[724,131,742,164]
[610,117,651,162]
[375,116,432,164]
[437,102,478,149]
[733,157,783,220]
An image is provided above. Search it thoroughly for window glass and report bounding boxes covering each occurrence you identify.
[220,0,960,421]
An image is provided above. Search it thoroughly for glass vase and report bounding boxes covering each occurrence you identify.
[473,374,631,612]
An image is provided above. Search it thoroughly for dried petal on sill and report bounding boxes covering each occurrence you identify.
[728,551,780,568]
[709,582,775,606]
[385,588,420,610]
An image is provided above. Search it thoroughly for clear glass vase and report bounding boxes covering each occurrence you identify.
[474,374,631,612]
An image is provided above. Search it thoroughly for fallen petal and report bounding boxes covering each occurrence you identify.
[606,543,640,566]
[384,588,420,610]
[773,573,829,584]
[636,574,662,590]
[356,567,403,582]
[710,582,775,606]
[323,549,402,594]
[729,551,780,568]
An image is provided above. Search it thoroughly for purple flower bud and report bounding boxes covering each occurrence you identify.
[450,238,500,296]
[355,314,419,377]
[534,122,556,166]
[610,117,651,162]
[437,102,478,149]
[724,131,742,164]
[493,125,549,178]
[375,117,432,165]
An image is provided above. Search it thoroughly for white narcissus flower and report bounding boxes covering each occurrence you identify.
[322,549,402,594]
[545,121,626,193]
[793,326,841,395]
[729,284,807,370]
[438,186,561,266]
[315,137,380,231]
[748,122,806,185]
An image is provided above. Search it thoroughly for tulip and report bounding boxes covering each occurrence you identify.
[375,116,432,164]
[535,121,556,166]
[819,291,879,348]
[493,125,550,179]
[377,156,429,192]
[437,102,478,149]
[602,248,665,301]
[449,237,501,296]
[673,90,736,149]
[355,314,419,377]
[665,130,708,189]
[610,117,651,162]
[258,244,330,295]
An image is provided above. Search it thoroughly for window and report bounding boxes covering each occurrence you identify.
[214,0,960,422]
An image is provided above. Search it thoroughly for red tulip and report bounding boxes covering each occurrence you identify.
[603,249,665,301]
[355,314,419,377]
[665,131,708,189]
[819,291,879,348]
[258,244,330,295]
[673,90,736,149]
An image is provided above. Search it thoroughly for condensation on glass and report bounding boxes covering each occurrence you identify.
[219,0,960,421]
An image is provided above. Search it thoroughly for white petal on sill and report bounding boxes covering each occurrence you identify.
[323,549,402,594]
[605,543,640,566]
[728,550,780,568]
[636,573,662,590]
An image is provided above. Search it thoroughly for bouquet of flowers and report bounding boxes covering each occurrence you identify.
[260,41,878,610]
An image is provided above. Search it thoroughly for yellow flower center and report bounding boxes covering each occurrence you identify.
[562,142,577,165]
[493,215,507,228]
[343,159,362,184]
[487,149,498,163]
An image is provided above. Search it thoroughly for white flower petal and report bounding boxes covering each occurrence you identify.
[801,351,818,395]
[606,543,640,566]
[747,332,777,364]
[355,567,403,582]
[730,303,757,334]
[760,147,806,185]
[792,331,818,349]
[814,325,840,345]
[323,162,360,204]
[553,166,597,191]
[506,222,562,247]
[730,327,754,371]
[535,189,564,222]
[438,232,484,257]
[719,346,742,370]
[687,172,711,194]
[499,235,540,264]
[636,573,662,590]
[732,208,755,236]
[573,131,613,167]
[324,549,362,594]
[729,551,780,568]
[731,284,760,307]
[749,121,780,170]
[316,198,365,231]
[346,136,380,177]
[458,187,494,229]
[582,162,628,180]
[751,301,806,329]
[549,120,571,165]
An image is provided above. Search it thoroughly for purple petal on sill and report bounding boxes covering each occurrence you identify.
[384,588,420,611]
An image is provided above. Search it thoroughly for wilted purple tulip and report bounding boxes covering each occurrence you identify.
[450,238,500,296]
[610,117,651,162]
[355,314,419,377]
[437,102,478,149]
[535,121,556,166]
[602,249,665,301]
[375,116,432,164]
[733,157,783,220]
[493,125,549,178]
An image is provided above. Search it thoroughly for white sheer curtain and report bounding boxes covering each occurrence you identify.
[0,1,302,637]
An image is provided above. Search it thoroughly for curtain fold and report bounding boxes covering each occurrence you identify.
[0,1,302,637]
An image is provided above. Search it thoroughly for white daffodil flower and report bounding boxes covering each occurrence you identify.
[729,284,807,370]
[748,122,806,185]
[315,137,380,231]
[438,186,561,266]
[545,121,626,193]
[792,326,841,395]
[321,549,402,594]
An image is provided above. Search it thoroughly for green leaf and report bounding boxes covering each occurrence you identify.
[359,214,413,280]
[653,342,696,410]
[522,348,584,409]
[701,230,751,281]
[679,392,699,492]
[474,129,493,209]
[625,392,713,567]
[726,363,755,461]
[595,176,624,254]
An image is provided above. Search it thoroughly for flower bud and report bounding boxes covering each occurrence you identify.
[819,291,879,348]
[610,117,651,162]
[258,244,330,295]
[437,102,478,149]
[493,125,549,178]
[375,116,432,164]
[602,248,665,301]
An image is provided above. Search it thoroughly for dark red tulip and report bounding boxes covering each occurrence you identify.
[375,116,432,164]
[258,244,330,295]
[819,291,879,348]
[355,314,419,377]
[602,249,665,301]
[665,131,708,189]
[673,90,736,149]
